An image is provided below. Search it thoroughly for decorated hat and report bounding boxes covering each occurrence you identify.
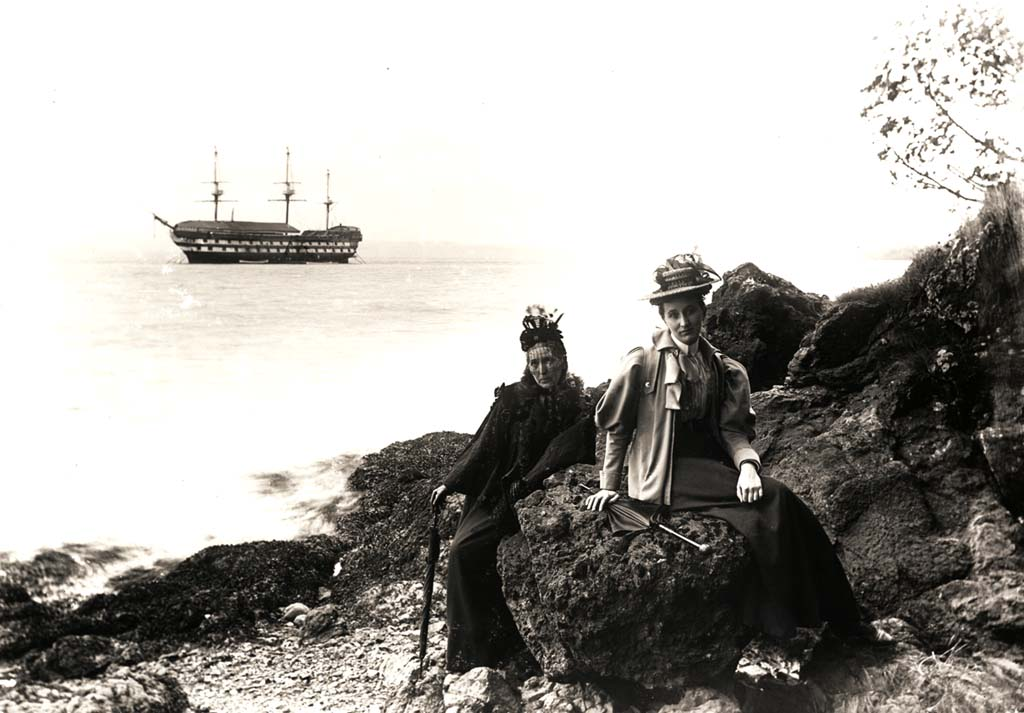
[642,253,721,302]
[520,305,564,352]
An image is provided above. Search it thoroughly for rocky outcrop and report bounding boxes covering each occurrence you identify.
[386,666,446,713]
[753,183,1024,655]
[654,687,740,713]
[979,424,1024,517]
[806,620,1024,713]
[1,537,344,659]
[0,585,31,606]
[72,537,341,643]
[1,590,61,660]
[1,549,88,602]
[520,676,614,713]
[705,263,828,391]
[329,432,471,623]
[751,385,978,615]
[0,667,190,713]
[498,469,751,688]
[898,494,1024,649]
[424,668,618,713]
[25,635,143,682]
[785,301,890,390]
[443,667,521,712]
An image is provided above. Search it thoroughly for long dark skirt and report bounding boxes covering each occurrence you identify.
[445,498,525,672]
[670,452,861,639]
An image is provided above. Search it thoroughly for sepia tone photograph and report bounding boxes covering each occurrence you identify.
[1,1,1022,711]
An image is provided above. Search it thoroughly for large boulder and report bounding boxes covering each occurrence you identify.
[498,469,751,689]
[704,263,828,391]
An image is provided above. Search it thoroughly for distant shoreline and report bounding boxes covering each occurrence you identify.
[863,244,942,260]
[42,240,935,265]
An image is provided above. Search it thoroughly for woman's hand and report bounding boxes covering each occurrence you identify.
[430,484,449,508]
[736,463,763,503]
[584,489,621,511]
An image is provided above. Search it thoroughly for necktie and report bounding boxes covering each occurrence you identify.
[679,352,701,382]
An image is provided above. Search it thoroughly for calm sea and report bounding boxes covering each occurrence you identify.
[0,251,909,575]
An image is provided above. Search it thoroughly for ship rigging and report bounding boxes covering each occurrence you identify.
[153,148,363,264]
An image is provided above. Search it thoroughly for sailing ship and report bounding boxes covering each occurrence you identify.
[154,149,363,264]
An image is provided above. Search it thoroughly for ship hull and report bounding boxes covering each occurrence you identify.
[181,251,353,264]
[166,219,363,265]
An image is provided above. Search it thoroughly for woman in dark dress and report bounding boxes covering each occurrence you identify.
[584,254,878,641]
[430,306,595,672]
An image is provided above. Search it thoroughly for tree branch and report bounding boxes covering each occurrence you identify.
[893,154,984,202]
[922,83,1024,164]
[950,165,989,190]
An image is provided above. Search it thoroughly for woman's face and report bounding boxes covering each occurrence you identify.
[660,295,705,346]
[526,343,565,390]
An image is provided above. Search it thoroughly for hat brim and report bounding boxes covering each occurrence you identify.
[641,281,717,302]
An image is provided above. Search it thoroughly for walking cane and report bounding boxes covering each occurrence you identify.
[418,501,441,673]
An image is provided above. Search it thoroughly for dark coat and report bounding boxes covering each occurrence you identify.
[443,373,596,671]
[443,373,596,531]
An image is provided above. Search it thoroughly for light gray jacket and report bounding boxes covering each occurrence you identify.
[595,330,760,505]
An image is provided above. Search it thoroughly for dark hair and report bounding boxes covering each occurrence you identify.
[655,291,709,318]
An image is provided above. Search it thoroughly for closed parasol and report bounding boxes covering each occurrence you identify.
[418,503,441,672]
[584,486,708,551]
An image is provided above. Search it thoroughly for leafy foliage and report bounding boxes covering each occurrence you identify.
[862,6,1024,202]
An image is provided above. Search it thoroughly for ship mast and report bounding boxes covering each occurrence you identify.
[271,147,304,225]
[202,147,234,221]
[323,170,334,229]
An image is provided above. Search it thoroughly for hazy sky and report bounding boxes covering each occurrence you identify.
[3,0,1021,267]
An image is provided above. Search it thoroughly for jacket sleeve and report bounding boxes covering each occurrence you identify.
[718,356,760,472]
[594,347,645,491]
[443,388,509,496]
[521,414,597,494]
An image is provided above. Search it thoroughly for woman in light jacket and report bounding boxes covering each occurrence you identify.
[585,254,868,640]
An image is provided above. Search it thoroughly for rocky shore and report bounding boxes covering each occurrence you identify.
[3,184,1024,711]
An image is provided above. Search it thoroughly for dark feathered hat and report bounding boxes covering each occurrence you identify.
[520,305,564,352]
[642,253,721,303]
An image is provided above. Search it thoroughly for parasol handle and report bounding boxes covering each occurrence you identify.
[657,523,709,551]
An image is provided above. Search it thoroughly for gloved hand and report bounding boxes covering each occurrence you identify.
[584,488,620,511]
[429,485,449,508]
